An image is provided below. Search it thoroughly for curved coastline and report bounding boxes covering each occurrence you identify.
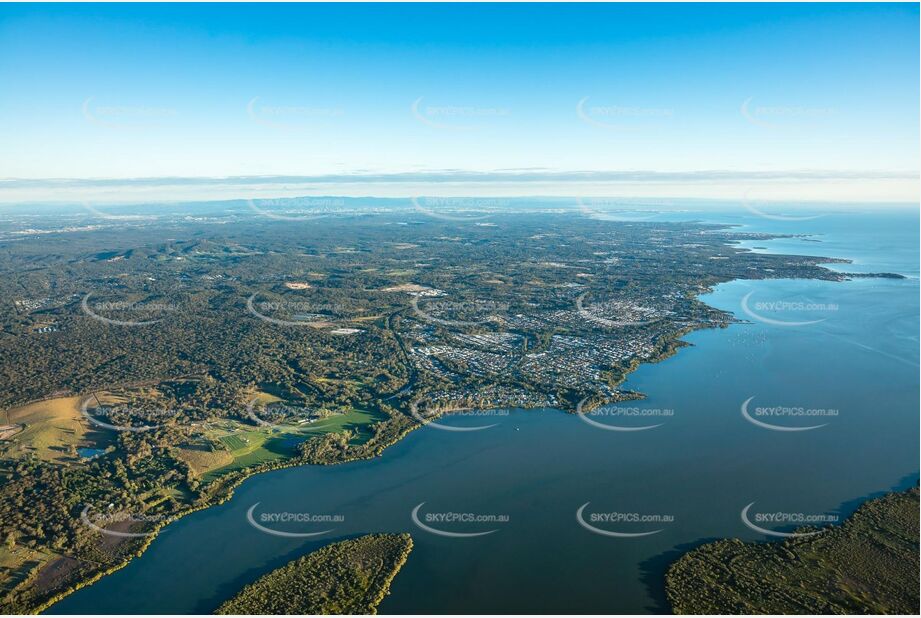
[33,227,909,615]
[30,322,714,613]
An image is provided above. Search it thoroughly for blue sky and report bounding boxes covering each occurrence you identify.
[0,3,918,202]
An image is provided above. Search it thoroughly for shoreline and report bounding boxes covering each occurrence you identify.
[26,317,720,615]
[665,485,920,614]
[25,231,907,614]
[23,308,760,614]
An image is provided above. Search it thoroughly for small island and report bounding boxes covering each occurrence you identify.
[0,207,911,613]
[214,533,413,615]
[665,487,920,614]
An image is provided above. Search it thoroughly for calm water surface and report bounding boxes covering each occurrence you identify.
[50,208,919,614]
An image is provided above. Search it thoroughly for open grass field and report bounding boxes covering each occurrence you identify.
[217,436,294,469]
[0,546,57,596]
[296,407,388,443]
[201,430,296,483]
[219,434,248,450]
[1,396,92,464]
[313,376,363,387]
[200,406,388,482]
[175,443,233,476]
[349,314,384,322]
[250,388,285,404]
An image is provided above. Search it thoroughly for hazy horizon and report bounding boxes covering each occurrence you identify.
[0,170,918,205]
[1,3,918,203]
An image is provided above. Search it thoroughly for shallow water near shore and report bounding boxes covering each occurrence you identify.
[49,208,919,615]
